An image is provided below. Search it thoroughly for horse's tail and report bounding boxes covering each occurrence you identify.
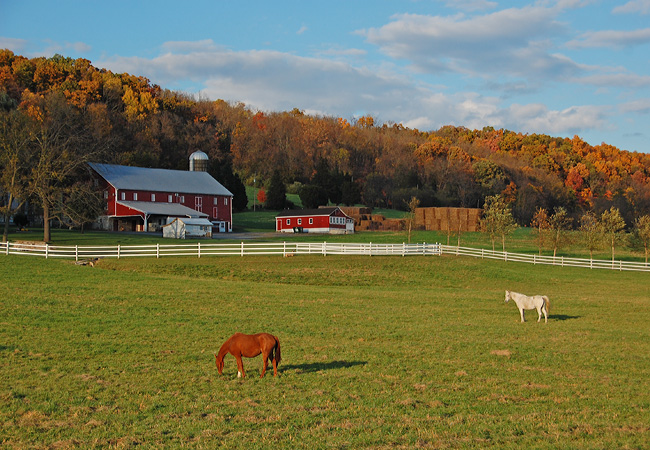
[543,296,551,315]
[274,336,282,365]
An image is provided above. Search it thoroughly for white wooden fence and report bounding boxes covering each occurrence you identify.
[439,244,650,272]
[0,241,441,259]
[1,240,648,272]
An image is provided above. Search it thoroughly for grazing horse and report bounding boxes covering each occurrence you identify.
[505,290,551,323]
[215,333,281,378]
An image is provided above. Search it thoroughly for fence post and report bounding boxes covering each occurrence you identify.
[157,243,160,259]
[504,251,507,262]
[198,242,201,258]
[323,241,327,256]
[117,245,121,259]
[241,241,244,257]
[283,241,286,257]
[45,243,49,259]
[75,245,78,262]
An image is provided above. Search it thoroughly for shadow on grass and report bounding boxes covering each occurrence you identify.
[551,314,581,321]
[282,360,367,373]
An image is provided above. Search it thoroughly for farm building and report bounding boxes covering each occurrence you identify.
[276,207,355,234]
[162,217,214,239]
[89,151,233,233]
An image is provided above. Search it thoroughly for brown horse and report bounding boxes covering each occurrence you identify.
[215,332,281,378]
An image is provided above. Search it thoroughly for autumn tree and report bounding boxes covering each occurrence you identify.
[600,207,627,263]
[25,93,106,242]
[480,194,517,252]
[548,207,573,258]
[530,207,550,255]
[633,215,650,264]
[0,109,33,242]
[579,211,602,259]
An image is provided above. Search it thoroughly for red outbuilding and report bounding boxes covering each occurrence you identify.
[275,207,355,234]
[89,151,233,233]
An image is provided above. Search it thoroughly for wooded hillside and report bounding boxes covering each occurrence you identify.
[2,50,650,228]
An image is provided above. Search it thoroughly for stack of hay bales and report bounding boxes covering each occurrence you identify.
[415,207,482,232]
[335,206,406,231]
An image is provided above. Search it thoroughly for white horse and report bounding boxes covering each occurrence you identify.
[505,290,550,323]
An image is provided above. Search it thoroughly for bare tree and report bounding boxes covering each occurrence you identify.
[404,196,420,244]
[530,207,550,256]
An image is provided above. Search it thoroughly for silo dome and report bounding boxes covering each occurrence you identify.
[189,150,209,172]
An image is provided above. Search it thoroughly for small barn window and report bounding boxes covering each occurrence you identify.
[151,194,155,202]
[286,219,290,225]
[120,192,125,201]
[309,218,313,225]
[298,219,302,225]
[214,197,218,205]
[103,191,108,199]
[133,193,138,201]
[224,197,228,206]
[168,195,173,203]
[180,195,185,203]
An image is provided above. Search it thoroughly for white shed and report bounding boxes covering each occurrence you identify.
[162,217,213,239]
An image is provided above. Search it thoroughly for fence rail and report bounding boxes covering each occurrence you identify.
[1,240,648,272]
[0,241,442,259]
[439,244,650,272]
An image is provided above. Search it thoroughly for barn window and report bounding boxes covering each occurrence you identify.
[214,197,218,205]
[120,192,125,201]
[133,193,138,201]
[168,195,173,203]
[298,219,302,225]
[224,197,228,206]
[286,219,290,225]
[309,218,313,225]
[103,191,108,199]
[180,195,185,203]
[151,194,155,202]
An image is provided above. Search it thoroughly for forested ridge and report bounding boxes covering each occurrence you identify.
[2,50,650,230]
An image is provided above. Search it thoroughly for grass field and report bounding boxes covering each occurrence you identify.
[1,249,649,449]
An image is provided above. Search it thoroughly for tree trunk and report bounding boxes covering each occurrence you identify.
[2,213,9,242]
[43,203,51,243]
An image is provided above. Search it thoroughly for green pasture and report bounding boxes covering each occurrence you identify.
[1,251,649,449]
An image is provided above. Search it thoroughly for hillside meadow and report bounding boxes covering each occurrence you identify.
[1,247,649,449]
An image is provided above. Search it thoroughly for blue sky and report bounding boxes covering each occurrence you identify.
[2,0,649,153]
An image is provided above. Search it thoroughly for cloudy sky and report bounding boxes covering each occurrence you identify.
[2,0,649,152]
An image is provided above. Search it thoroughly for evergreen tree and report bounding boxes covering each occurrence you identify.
[265,170,287,210]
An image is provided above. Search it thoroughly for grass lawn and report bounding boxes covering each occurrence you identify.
[1,251,649,449]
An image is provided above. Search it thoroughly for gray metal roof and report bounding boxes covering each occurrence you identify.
[118,201,209,217]
[89,162,233,197]
[276,207,343,218]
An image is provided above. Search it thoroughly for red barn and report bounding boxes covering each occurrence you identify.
[89,160,233,233]
[276,207,354,234]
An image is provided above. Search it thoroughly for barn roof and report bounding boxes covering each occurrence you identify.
[276,207,347,218]
[118,201,209,218]
[89,162,233,197]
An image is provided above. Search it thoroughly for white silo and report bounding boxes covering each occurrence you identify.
[189,150,209,172]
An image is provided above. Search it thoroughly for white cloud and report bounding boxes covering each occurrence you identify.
[442,0,497,12]
[613,0,650,14]
[567,28,650,48]
[98,43,613,138]
[358,6,580,82]
[297,25,308,35]
[0,37,27,53]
